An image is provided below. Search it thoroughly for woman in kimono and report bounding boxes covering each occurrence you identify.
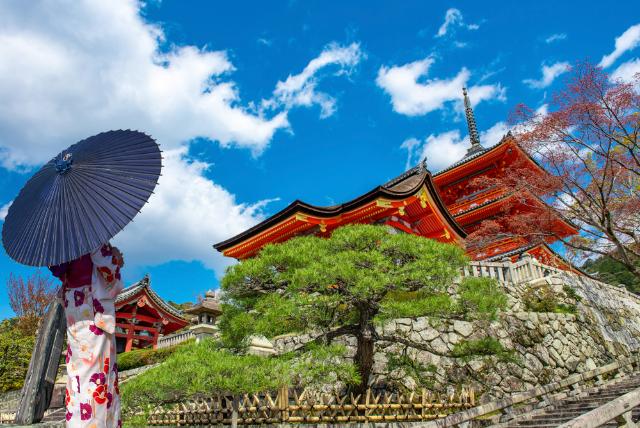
[49,243,124,428]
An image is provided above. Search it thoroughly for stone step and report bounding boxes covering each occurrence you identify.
[496,376,640,428]
[517,417,578,425]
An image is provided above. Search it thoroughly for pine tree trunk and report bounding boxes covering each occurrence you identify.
[354,312,375,394]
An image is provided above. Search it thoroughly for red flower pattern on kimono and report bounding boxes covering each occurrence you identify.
[93,384,108,405]
[73,290,84,307]
[97,266,114,283]
[80,403,92,421]
[88,323,104,336]
[93,298,104,313]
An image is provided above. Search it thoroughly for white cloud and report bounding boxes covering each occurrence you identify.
[523,62,571,89]
[376,56,505,116]
[0,201,11,221]
[402,131,468,172]
[401,121,512,172]
[599,23,640,68]
[0,1,293,168]
[265,42,363,118]
[611,58,640,83]
[0,0,359,275]
[435,8,479,38]
[545,33,567,44]
[112,149,276,273]
[480,121,510,146]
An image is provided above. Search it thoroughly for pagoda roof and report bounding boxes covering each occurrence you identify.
[434,139,504,176]
[453,189,579,234]
[184,298,222,316]
[214,166,466,258]
[116,275,188,324]
[432,133,548,187]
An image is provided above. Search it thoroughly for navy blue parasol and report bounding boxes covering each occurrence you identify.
[1,130,161,267]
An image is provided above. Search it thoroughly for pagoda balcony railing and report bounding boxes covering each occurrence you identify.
[157,329,194,349]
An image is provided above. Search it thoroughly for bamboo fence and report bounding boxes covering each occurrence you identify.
[147,386,475,426]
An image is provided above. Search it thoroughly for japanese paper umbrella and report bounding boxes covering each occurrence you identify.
[1,130,161,267]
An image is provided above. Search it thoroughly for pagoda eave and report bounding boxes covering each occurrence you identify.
[215,171,466,260]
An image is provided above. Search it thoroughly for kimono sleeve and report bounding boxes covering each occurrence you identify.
[89,243,125,334]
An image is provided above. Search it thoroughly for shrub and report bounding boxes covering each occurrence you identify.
[523,284,577,314]
[117,340,193,371]
[452,337,518,363]
[562,284,582,302]
[0,319,36,392]
[458,277,508,320]
[523,284,559,312]
[121,339,358,421]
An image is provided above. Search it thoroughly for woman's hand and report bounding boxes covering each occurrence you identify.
[111,246,125,268]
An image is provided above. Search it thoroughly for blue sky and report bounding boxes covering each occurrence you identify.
[0,0,639,319]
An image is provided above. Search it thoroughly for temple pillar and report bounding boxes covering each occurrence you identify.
[152,329,159,349]
[125,326,134,352]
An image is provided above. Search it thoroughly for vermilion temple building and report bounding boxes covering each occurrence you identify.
[114,275,189,352]
[214,88,578,270]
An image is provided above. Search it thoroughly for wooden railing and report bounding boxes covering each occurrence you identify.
[146,386,475,426]
[420,355,640,428]
[558,387,640,428]
[156,329,194,349]
[462,255,565,284]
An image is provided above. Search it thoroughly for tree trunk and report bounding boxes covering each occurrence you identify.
[354,308,376,395]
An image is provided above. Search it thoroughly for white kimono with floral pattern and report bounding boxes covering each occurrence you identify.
[55,244,123,428]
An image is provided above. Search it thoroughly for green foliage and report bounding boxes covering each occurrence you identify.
[452,337,517,363]
[522,284,559,312]
[117,340,192,371]
[583,255,640,293]
[385,351,437,390]
[167,300,193,311]
[0,318,35,392]
[377,292,455,322]
[523,284,577,314]
[121,339,358,419]
[458,277,508,320]
[220,225,469,344]
[562,284,582,302]
[219,225,510,392]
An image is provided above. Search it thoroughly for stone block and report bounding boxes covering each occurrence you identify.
[453,320,474,337]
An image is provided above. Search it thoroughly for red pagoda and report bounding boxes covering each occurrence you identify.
[214,88,577,269]
[114,275,189,352]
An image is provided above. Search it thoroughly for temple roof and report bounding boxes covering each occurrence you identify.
[214,165,466,256]
[116,274,188,322]
[184,290,223,315]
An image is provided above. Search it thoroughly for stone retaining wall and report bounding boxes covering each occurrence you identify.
[273,272,640,400]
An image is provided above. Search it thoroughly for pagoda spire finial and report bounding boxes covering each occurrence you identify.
[463,87,483,156]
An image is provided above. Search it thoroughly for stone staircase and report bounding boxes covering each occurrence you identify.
[499,374,640,427]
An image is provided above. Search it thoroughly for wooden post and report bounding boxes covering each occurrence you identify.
[125,326,134,352]
[15,301,66,424]
[231,395,239,428]
[279,385,289,423]
[152,329,159,349]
